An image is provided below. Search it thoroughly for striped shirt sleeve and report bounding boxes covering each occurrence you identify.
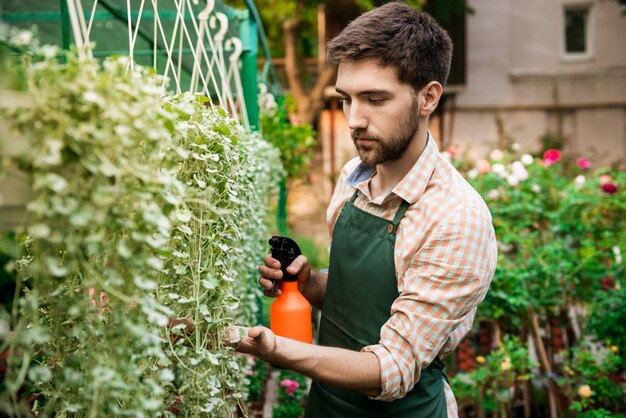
[362,206,497,401]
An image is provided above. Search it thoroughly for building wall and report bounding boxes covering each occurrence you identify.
[451,0,626,165]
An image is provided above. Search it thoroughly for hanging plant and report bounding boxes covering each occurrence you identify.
[0,31,282,417]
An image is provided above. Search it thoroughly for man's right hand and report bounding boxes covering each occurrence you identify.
[258,254,311,297]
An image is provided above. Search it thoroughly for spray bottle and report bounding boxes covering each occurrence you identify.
[268,236,312,343]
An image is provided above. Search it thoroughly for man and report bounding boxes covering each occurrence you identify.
[235,2,497,417]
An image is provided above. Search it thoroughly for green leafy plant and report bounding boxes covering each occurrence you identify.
[244,355,269,404]
[586,278,626,360]
[0,32,282,417]
[451,336,535,417]
[258,89,316,181]
[557,343,625,416]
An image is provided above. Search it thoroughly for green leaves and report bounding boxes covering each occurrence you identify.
[1,38,282,416]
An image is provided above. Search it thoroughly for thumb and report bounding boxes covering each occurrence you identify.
[247,326,268,341]
[247,326,277,357]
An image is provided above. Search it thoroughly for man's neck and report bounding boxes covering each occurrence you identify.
[369,131,428,200]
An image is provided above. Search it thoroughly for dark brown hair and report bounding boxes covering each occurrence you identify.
[327,1,453,90]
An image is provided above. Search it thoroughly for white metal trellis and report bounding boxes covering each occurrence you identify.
[65,0,250,128]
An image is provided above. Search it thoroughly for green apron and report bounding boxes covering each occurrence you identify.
[305,191,448,418]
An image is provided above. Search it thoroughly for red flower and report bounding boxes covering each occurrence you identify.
[543,149,561,166]
[601,276,615,290]
[601,183,618,194]
[576,158,590,169]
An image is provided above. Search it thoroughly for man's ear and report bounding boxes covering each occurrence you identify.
[418,81,443,117]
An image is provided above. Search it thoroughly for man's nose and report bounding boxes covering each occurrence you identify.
[346,104,368,130]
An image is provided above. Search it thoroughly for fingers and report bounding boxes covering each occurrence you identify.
[263,254,281,269]
[167,317,195,343]
[227,325,247,349]
[287,255,310,279]
[259,255,282,296]
[258,254,309,297]
[167,317,194,334]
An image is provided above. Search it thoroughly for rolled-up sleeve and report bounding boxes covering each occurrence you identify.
[362,206,497,401]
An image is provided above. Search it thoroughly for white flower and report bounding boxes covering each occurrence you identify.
[40,45,59,59]
[511,143,521,151]
[498,241,514,253]
[467,168,479,179]
[14,30,33,47]
[492,163,509,178]
[492,163,506,174]
[613,246,622,265]
[521,154,534,166]
[511,161,529,181]
[575,175,586,187]
[490,149,504,161]
[487,189,500,200]
[507,174,520,186]
[531,184,541,193]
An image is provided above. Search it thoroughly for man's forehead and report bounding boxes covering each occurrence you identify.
[335,60,406,93]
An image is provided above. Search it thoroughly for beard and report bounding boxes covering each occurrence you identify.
[351,99,420,166]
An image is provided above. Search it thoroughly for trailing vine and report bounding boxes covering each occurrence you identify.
[0,34,282,417]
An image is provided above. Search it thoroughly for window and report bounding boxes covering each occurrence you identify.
[564,5,591,57]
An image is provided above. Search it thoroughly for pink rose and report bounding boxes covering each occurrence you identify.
[601,183,618,194]
[599,175,613,185]
[576,158,590,169]
[543,149,561,166]
[280,379,300,395]
[476,159,491,174]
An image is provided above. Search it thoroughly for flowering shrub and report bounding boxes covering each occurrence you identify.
[273,370,307,418]
[451,336,535,416]
[587,280,626,360]
[455,147,625,327]
[450,143,625,415]
[558,343,625,416]
[0,34,282,417]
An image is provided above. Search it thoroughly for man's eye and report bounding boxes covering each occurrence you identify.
[369,98,386,105]
[340,97,351,105]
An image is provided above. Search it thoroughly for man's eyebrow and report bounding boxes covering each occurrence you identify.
[335,87,393,97]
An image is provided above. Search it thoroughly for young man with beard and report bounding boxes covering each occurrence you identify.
[235,2,497,417]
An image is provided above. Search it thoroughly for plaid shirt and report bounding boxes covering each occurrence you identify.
[326,134,497,416]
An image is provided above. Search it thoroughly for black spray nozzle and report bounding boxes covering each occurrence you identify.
[268,236,302,292]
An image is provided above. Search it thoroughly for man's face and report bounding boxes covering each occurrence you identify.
[335,59,421,166]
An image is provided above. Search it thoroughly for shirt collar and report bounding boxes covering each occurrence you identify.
[346,132,440,205]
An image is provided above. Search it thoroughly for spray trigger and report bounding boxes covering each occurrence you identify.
[268,236,302,293]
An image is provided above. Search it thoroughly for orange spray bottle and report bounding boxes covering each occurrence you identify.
[268,236,312,343]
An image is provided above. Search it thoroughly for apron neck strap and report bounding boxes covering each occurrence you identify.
[349,190,359,204]
[392,199,411,227]
[349,190,410,228]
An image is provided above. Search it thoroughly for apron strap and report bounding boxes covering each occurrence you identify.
[349,190,410,233]
[349,190,359,204]
[392,199,411,228]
